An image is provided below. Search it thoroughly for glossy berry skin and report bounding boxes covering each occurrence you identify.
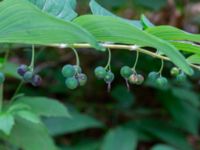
[94,66,107,79]
[73,65,82,74]
[17,65,28,76]
[128,74,138,84]
[104,71,115,83]
[62,65,76,78]
[176,73,186,83]
[65,77,78,90]
[77,73,87,86]
[120,66,133,78]
[170,67,179,76]
[148,72,159,81]
[32,75,42,87]
[0,72,5,84]
[23,71,33,82]
[156,77,168,88]
[136,74,144,85]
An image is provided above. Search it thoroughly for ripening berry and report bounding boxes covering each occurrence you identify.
[120,66,133,78]
[170,67,179,76]
[136,74,144,85]
[73,65,82,74]
[104,71,115,83]
[32,75,42,87]
[0,72,5,84]
[94,66,107,79]
[17,64,28,76]
[62,65,76,78]
[65,77,79,90]
[128,74,138,84]
[77,73,87,86]
[156,77,168,88]
[23,71,33,82]
[148,72,159,81]
[176,73,186,83]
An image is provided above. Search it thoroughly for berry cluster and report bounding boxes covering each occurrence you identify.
[148,72,168,88]
[17,65,42,87]
[170,67,186,83]
[62,64,87,90]
[120,66,144,85]
[0,72,5,84]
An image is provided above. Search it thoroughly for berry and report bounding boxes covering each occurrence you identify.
[73,65,82,74]
[120,66,133,78]
[128,74,138,84]
[176,73,186,83]
[156,77,168,88]
[104,71,115,83]
[32,75,42,87]
[17,65,28,76]
[136,74,144,85]
[148,72,159,81]
[77,73,87,86]
[170,67,179,76]
[65,77,78,90]
[0,72,5,84]
[94,66,107,79]
[23,71,33,82]
[62,65,75,78]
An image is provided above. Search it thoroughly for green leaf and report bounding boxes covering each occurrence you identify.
[141,14,154,29]
[146,26,200,43]
[187,54,200,65]
[89,0,142,29]
[74,15,193,75]
[102,127,137,150]
[2,62,20,79]
[0,0,101,50]
[8,118,57,150]
[15,110,41,124]
[15,97,70,117]
[0,113,14,135]
[151,144,177,150]
[43,111,103,136]
[28,0,77,21]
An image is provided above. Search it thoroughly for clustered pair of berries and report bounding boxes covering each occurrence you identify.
[120,66,144,85]
[148,72,168,88]
[62,64,87,90]
[17,65,42,87]
[170,67,186,83]
[0,72,5,84]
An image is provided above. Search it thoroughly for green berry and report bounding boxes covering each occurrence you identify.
[128,74,138,84]
[176,73,186,83]
[148,72,159,81]
[65,77,79,90]
[94,66,107,79]
[104,71,115,83]
[62,65,76,78]
[23,71,33,82]
[136,74,144,85]
[120,66,133,78]
[170,67,179,76]
[73,65,82,74]
[156,77,168,88]
[0,72,5,84]
[77,73,87,86]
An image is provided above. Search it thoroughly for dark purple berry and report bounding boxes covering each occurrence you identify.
[32,75,42,87]
[17,65,28,76]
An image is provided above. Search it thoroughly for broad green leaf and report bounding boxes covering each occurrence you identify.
[43,111,103,136]
[0,113,14,135]
[141,14,154,29]
[187,54,200,65]
[89,0,142,29]
[0,0,101,50]
[74,15,193,75]
[2,62,20,79]
[28,0,77,21]
[171,42,200,55]
[146,26,200,43]
[8,118,56,150]
[151,144,177,150]
[15,97,70,117]
[15,110,41,124]
[0,145,9,150]
[102,127,137,150]
[7,103,31,114]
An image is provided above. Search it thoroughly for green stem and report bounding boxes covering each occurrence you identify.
[132,50,139,72]
[105,48,112,70]
[71,47,80,66]
[0,84,3,112]
[10,81,24,102]
[29,45,35,71]
[158,59,164,76]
